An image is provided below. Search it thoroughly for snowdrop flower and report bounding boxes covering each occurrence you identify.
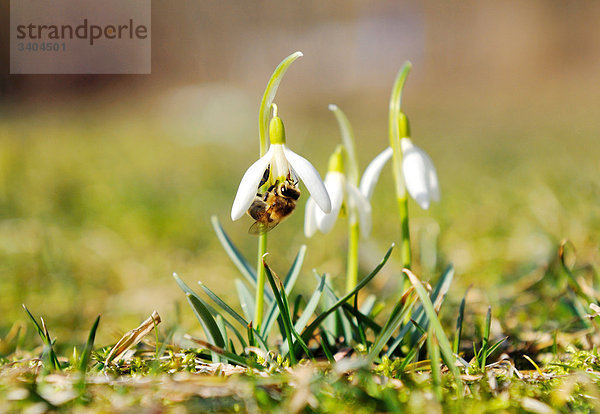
[231,112,331,221]
[360,138,439,209]
[305,146,371,237]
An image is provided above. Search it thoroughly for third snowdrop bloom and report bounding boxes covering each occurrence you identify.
[360,138,440,209]
[231,113,331,224]
[305,146,371,237]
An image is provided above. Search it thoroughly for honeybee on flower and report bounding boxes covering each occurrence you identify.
[231,105,331,234]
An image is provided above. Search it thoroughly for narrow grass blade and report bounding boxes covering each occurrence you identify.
[41,318,61,371]
[479,306,492,369]
[486,336,508,361]
[258,51,303,153]
[369,289,417,361]
[427,326,442,401]
[79,315,100,373]
[317,271,383,336]
[22,305,44,339]
[173,272,252,349]
[321,277,353,343]
[320,333,335,363]
[399,346,418,371]
[235,279,255,322]
[408,265,454,346]
[263,260,312,360]
[354,294,368,348]
[403,268,463,396]
[292,295,304,324]
[559,240,593,303]
[247,323,256,348]
[360,294,377,316]
[211,216,258,288]
[453,286,471,354]
[185,335,260,369]
[22,305,61,371]
[301,245,394,343]
[263,262,297,365]
[217,315,230,350]
[283,245,307,297]
[186,294,226,349]
[281,274,327,355]
[295,274,326,332]
[261,245,307,338]
[199,282,248,327]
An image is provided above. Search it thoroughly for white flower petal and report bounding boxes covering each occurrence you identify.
[359,147,393,200]
[283,146,331,213]
[424,154,440,202]
[270,144,290,179]
[401,138,431,210]
[304,197,318,238]
[230,147,274,221]
[315,172,344,233]
[347,183,372,237]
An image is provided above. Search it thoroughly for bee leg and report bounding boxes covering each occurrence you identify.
[258,166,270,188]
[247,197,268,221]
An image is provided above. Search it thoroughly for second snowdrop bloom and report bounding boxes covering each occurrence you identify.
[360,138,440,210]
[305,146,371,237]
[231,113,331,222]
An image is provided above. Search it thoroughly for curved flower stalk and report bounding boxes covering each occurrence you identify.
[304,145,371,238]
[360,138,439,210]
[305,106,374,293]
[360,61,440,271]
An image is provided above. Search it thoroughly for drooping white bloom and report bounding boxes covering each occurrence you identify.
[359,138,440,209]
[231,143,331,221]
[304,149,372,238]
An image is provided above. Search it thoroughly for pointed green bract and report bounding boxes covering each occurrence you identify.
[329,105,359,185]
[259,51,302,155]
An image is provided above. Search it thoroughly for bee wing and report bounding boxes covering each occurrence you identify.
[248,220,280,235]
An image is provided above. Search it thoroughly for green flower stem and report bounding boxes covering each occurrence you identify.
[398,195,411,269]
[388,61,412,271]
[255,233,267,328]
[346,220,360,293]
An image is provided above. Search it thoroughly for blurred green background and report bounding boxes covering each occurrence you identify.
[0,1,599,345]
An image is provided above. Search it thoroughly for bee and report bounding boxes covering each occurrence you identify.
[247,177,301,235]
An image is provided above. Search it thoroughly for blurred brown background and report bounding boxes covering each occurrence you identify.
[2,1,599,101]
